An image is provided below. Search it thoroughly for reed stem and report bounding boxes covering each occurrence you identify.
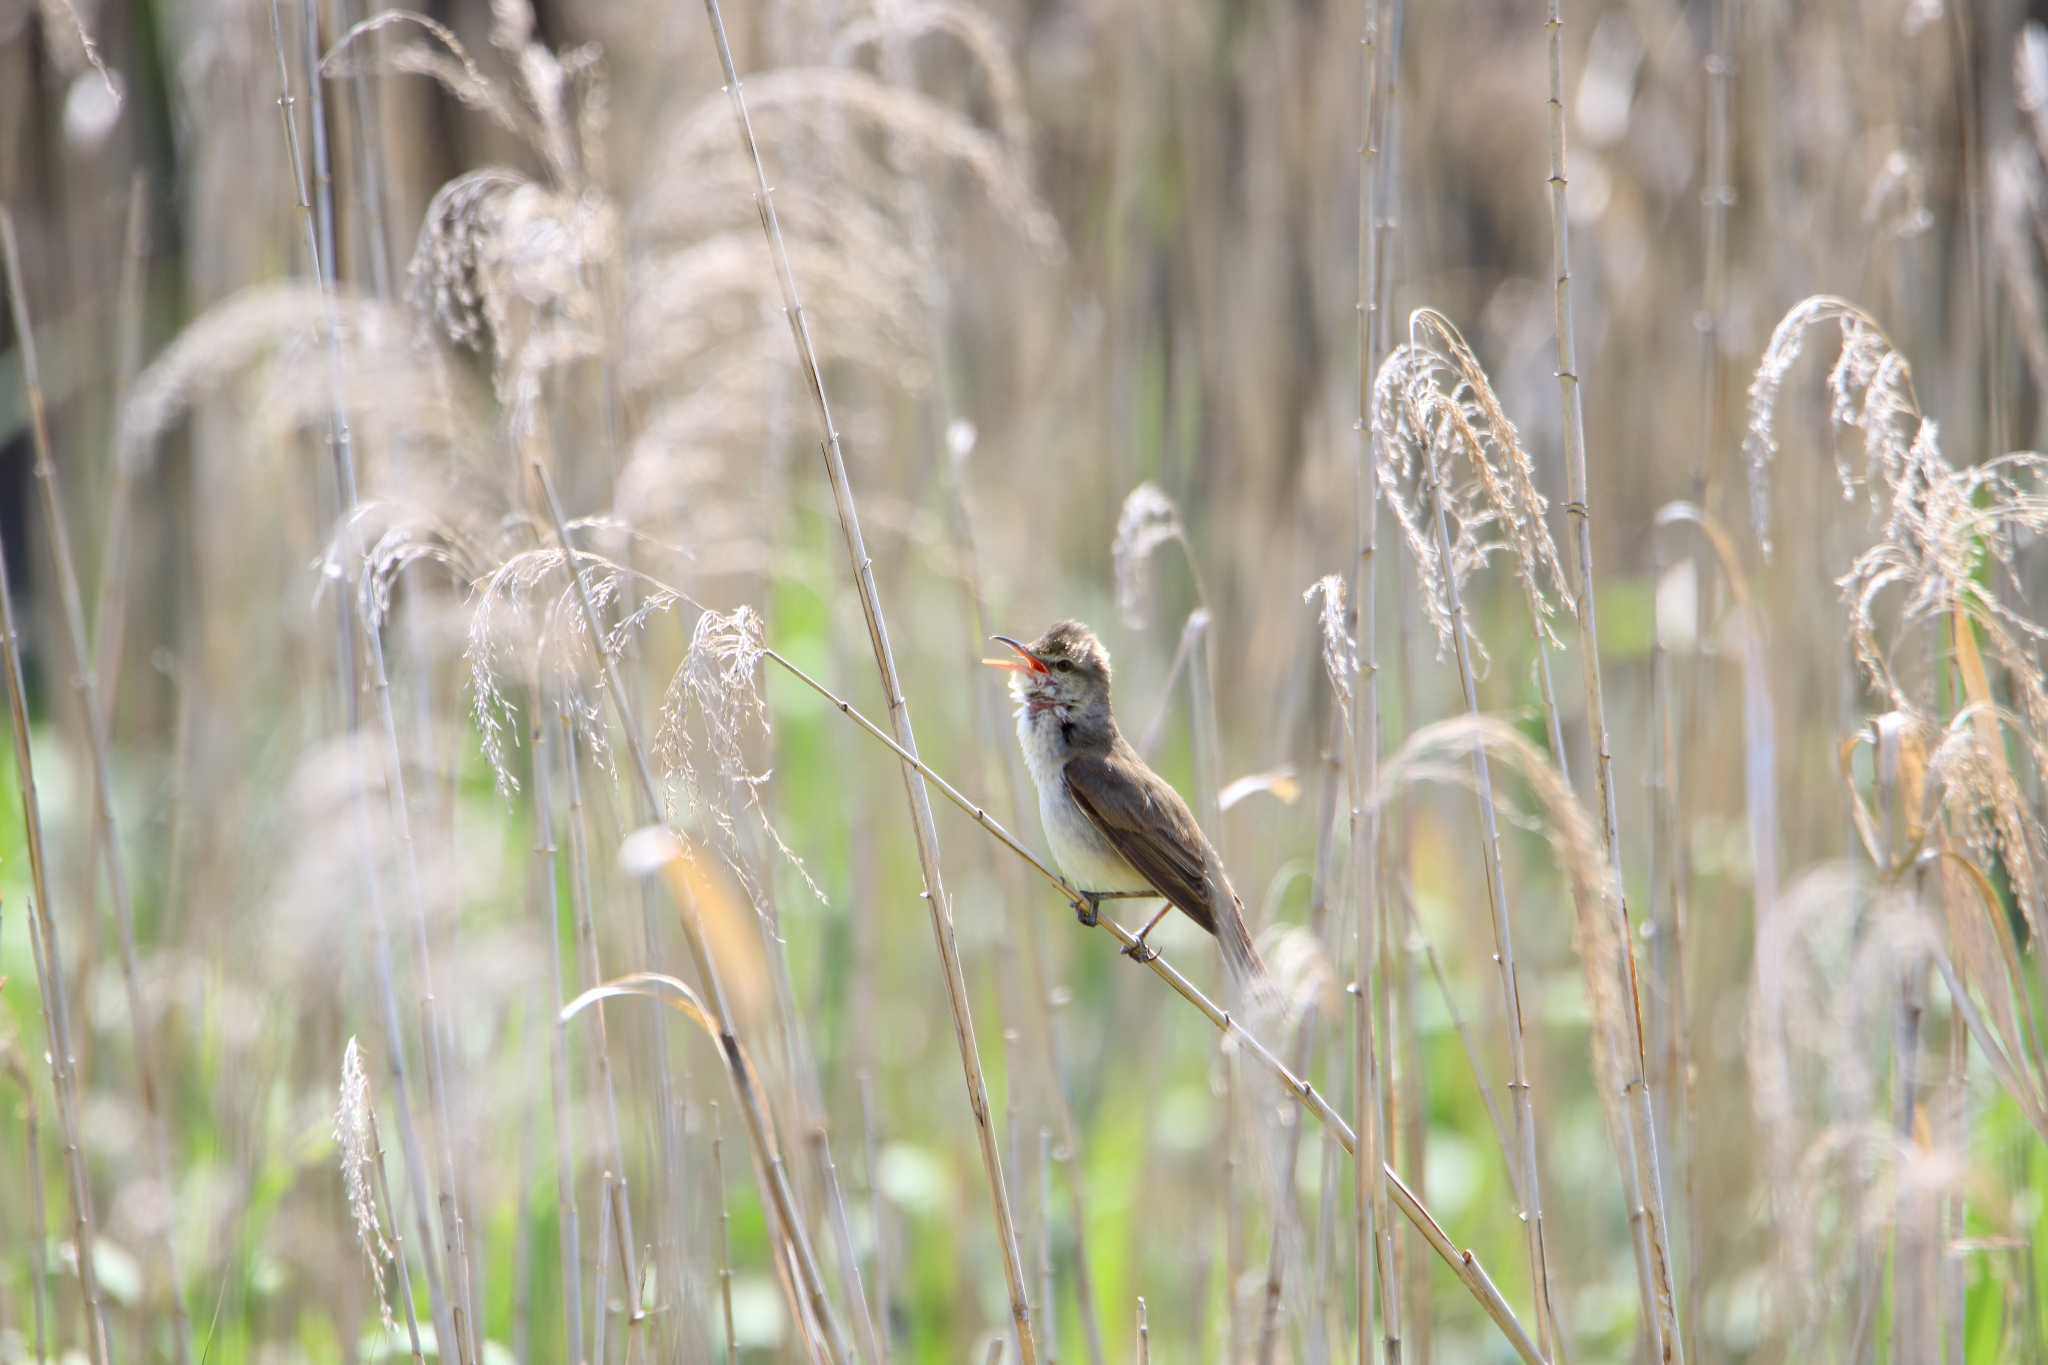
[696,4,1040,1357]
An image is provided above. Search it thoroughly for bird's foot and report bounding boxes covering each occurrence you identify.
[1120,935,1159,965]
[1072,892,1100,928]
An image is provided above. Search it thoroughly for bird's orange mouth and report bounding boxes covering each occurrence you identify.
[982,635,1048,674]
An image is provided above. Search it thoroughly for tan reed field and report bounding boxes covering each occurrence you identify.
[2,0,2046,1361]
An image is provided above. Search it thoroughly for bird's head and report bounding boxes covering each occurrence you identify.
[984,619,1113,717]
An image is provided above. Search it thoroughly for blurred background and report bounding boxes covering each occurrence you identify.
[2,0,2046,1360]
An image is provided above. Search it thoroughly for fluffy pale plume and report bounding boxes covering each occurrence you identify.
[1746,868,1998,1337]
[115,284,430,477]
[464,537,688,794]
[1372,308,1575,661]
[1301,573,1357,718]
[656,607,827,909]
[830,0,1033,164]
[324,1,602,185]
[1113,482,1189,627]
[656,67,1061,259]
[408,168,618,432]
[1743,296,1923,554]
[333,1038,396,1334]
[319,500,487,638]
[1748,297,2048,928]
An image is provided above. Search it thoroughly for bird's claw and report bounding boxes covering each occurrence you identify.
[1121,938,1159,964]
[1073,893,1100,928]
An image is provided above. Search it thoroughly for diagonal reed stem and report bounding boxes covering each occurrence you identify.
[755,644,1548,1364]
[694,4,1041,1358]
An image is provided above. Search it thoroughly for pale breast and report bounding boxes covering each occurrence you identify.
[1016,706,1149,894]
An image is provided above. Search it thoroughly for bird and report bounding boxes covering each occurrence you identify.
[984,619,1265,988]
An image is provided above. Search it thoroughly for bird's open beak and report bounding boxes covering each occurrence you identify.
[982,635,1048,674]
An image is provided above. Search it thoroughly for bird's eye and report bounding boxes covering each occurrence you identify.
[1054,659,1073,673]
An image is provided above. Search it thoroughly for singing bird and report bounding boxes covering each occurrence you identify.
[985,620,1264,987]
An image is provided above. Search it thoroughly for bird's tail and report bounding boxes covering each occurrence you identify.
[1218,893,1267,992]
[1216,892,1289,1037]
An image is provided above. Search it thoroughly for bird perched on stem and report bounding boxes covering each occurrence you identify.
[985,620,1265,989]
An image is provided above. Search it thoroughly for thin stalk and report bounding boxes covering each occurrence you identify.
[1543,1,1683,1354]
[1039,1129,1058,1365]
[857,1071,893,1356]
[940,371,1107,1365]
[698,6,1038,1359]
[85,176,147,752]
[1223,1064,1244,1363]
[264,4,463,1352]
[737,787,880,1365]
[1352,2,1399,1359]
[365,1104,426,1363]
[592,1171,615,1365]
[862,23,1103,1350]
[812,1123,884,1365]
[531,466,849,1364]
[0,525,108,1365]
[1135,1299,1148,1365]
[1137,615,1202,760]
[1422,418,1559,1353]
[1894,958,1931,1364]
[6,1053,52,1365]
[758,643,1548,1365]
[558,706,643,1319]
[1,207,190,1365]
[714,1104,740,1365]
[1258,712,1345,1365]
[1647,550,1700,1365]
[1695,0,1736,506]
[434,1152,477,1365]
[336,0,396,301]
[616,1184,647,1363]
[531,707,586,1362]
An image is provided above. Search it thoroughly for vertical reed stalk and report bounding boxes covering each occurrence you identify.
[1039,1128,1058,1365]
[696,6,1039,1358]
[1542,2,1683,1356]
[84,177,147,755]
[557,705,643,1317]
[0,520,108,1365]
[5,1051,52,1365]
[714,1104,741,1365]
[1351,3,1400,1358]
[591,1171,615,1365]
[530,704,586,1361]
[365,1104,426,1362]
[1257,713,1344,1365]
[1421,417,1560,1353]
[1,207,193,1365]
[265,5,468,1352]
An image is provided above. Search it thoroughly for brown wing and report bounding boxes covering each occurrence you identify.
[1061,749,1222,937]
